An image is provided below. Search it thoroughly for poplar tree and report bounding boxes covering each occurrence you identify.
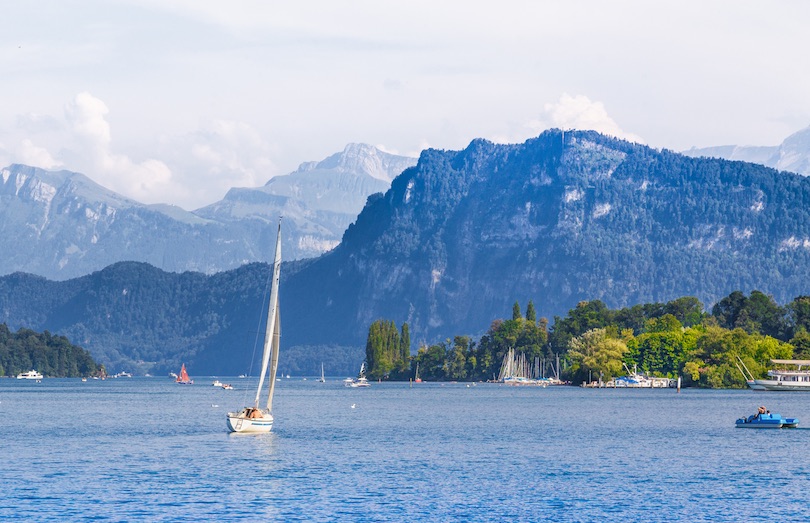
[526,301,537,323]
[512,301,522,321]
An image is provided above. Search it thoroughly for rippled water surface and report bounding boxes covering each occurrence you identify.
[3,378,810,522]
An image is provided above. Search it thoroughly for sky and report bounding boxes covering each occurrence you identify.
[1,1,809,210]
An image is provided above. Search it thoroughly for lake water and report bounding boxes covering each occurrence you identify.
[2,378,810,522]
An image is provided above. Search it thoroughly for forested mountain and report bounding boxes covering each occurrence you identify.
[0,144,415,279]
[2,130,810,374]
[282,130,810,347]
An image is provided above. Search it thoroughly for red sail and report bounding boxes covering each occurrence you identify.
[176,363,192,384]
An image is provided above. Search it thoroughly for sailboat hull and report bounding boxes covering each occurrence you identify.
[226,412,274,433]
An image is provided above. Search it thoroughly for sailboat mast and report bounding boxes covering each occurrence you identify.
[254,221,282,409]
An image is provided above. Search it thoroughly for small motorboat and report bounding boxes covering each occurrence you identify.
[736,412,799,429]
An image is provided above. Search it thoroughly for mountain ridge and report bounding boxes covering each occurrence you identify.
[3,130,810,374]
[0,144,416,279]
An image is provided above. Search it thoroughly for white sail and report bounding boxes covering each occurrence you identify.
[254,221,282,408]
[266,307,281,411]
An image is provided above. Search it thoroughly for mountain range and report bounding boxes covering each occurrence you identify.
[0,144,416,280]
[683,125,810,176]
[3,130,810,375]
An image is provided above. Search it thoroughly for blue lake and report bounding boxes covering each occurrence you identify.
[2,378,810,522]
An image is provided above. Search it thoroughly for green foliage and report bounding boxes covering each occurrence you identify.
[365,320,411,380]
[712,290,788,339]
[526,301,537,323]
[568,328,628,382]
[0,323,101,377]
[682,325,792,388]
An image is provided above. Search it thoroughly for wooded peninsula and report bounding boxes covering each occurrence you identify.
[0,324,103,378]
[364,290,808,388]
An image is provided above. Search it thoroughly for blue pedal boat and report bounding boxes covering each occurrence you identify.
[736,412,799,428]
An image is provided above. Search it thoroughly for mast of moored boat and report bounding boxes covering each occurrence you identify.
[254,221,282,411]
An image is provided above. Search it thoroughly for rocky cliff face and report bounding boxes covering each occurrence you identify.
[0,145,416,279]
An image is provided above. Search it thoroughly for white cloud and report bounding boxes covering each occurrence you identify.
[66,92,112,147]
[63,92,173,204]
[17,139,61,169]
[156,119,277,208]
[528,93,645,144]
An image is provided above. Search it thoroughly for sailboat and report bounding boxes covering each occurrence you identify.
[414,362,422,383]
[318,363,326,383]
[176,363,193,384]
[227,221,283,433]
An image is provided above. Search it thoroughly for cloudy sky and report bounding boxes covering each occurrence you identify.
[1,1,808,210]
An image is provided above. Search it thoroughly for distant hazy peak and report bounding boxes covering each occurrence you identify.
[683,125,810,177]
[287,143,416,183]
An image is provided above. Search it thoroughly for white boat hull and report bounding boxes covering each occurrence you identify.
[749,379,810,391]
[227,411,274,433]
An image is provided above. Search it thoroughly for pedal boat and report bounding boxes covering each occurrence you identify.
[735,412,799,428]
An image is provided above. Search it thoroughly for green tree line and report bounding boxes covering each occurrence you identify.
[364,291,810,388]
[0,323,103,378]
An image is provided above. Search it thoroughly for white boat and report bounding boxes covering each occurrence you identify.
[113,371,132,378]
[227,221,283,433]
[17,370,43,380]
[612,364,673,388]
[738,358,810,391]
[344,363,371,388]
[318,363,326,383]
[213,380,223,387]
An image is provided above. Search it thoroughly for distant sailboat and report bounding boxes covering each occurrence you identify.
[414,362,422,383]
[318,363,326,383]
[227,221,282,433]
[176,364,193,384]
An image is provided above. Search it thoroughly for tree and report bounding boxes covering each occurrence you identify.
[526,301,537,323]
[365,319,408,380]
[400,323,411,373]
[512,301,522,321]
[567,328,628,383]
[548,300,613,354]
[444,336,469,380]
[787,296,810,336]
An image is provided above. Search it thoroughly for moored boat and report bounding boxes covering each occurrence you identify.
[344,363,371,387]
[738,358,810,391]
